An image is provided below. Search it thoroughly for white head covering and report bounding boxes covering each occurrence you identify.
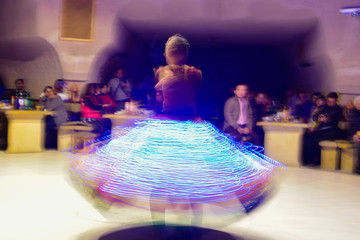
[353,96,360,108]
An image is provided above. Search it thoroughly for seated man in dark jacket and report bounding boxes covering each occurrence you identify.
[302,92,343,166]
[250,92,267,146]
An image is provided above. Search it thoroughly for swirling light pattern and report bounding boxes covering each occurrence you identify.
[66,118,286,215]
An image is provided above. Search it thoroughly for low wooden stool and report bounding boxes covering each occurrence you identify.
[336,140,356,173]
[319,140,340,170]
[58,121,94,151]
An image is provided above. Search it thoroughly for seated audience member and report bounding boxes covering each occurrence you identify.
[251,92,267,121]
[53,79,70,102]
[14,78,30,98]
[292,91,312,122]
[302,92,343,166]
[309,92,322,117]
[285,89,299,110]
[39,86,68,149]
[223,84,258,144]
[145,91,163,113]
[97,83,116,114]
[140,68,158,105]
[250,92,267,146]
[346,96,360,173]
[39,79,70,101]
[69,83,80,102]
[309,95,326,131]
[81,83,110,136]
[67,83,82,121]
[154,91,164,113]
[108,68,132,111]
[12,79,31,110]
[2,79,28,101]
[263,94,276,116]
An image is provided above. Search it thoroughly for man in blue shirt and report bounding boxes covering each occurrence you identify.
[108,68,131,111]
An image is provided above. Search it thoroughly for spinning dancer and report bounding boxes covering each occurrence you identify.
[152,34,203,224]
[67,34,286,228]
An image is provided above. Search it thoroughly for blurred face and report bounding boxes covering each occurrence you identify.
[312,95,319,104]
[45,88,55,98]
[87,85,96,95]
[100,85,108,94]
[262,95,270,105]
[316,98,325,107]
[298,93,305,99]
[116,69,125,78]
[326,97,337,107]
[354,99,360,110]
[54,85,64,93]
[15,80,24,90]
[234,85,248,99]
[255,93,266,104]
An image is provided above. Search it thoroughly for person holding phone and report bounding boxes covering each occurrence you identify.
[302,92,343,166]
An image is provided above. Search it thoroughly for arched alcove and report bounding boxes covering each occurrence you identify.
[0,37,62,98]
[0,0,62,98]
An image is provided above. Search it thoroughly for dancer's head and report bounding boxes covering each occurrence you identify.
[164,34,189,65]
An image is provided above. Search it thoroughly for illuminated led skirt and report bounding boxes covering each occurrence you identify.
[65,118,286,225]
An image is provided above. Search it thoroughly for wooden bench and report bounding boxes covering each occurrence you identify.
[319,139,358,173]
[318,121,350,171]
[58,121,95,151]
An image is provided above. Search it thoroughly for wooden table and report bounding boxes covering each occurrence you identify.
[257,121,310,167]
[4,110,53,153]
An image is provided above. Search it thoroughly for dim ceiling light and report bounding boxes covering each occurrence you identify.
[339,7,360,17]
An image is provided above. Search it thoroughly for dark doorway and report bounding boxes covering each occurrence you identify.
[98,18,322,127]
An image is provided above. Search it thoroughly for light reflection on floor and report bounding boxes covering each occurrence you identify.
[0,150,359,240]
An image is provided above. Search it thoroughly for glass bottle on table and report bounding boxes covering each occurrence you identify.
[11,96,15,108]
[14,91,20,109]
[282,106,290,122]
[18,92,26,110]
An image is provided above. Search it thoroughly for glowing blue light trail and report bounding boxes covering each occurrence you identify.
[66,119,286,209]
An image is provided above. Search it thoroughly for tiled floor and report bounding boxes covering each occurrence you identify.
[0,150,359,240]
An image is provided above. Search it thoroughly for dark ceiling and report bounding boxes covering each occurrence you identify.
[120,17,318,45]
